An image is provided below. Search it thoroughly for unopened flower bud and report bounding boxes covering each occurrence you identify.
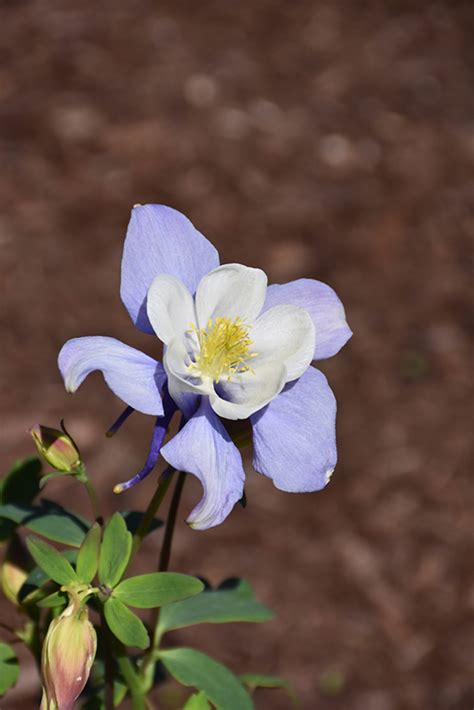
[30,424,81,472]
[0,535,30,606]
[41,599,97,710]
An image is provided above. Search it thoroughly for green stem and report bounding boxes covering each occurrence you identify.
[115,645,147,710]
[83,476,102,523]
[76,464,102,523]
[98,467,176,704]
[131,467,175,558]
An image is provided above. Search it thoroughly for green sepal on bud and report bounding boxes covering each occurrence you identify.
[30,423,81,473]
[41,593,97,710]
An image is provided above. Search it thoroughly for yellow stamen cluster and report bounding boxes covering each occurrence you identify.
[188,317,257,382]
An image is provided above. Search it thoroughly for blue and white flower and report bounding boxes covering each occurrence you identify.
[59,205,351,529]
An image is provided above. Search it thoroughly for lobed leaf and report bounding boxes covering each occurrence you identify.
[113,572,204,609]
[18,549,78,603]
[26,536,77,586]
[76,523,101,583]
[160,648,253,710]
[0,500,90,547]
[103,597,149,649]
[98,513,132,587]
[0,643,19,695]
[158,579,273,635]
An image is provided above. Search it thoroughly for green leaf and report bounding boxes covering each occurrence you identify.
[103,597,149,649]
[0,458,42,505]
[26,536,78,586]
[183,691,211,709]
[37,590,68,608]
[240,674,297,703]
[119,511,162,536]
[18,549,77,597]
[114,572,203,609]
[158,579,273,635]
[0,642,19,695]
[76,523,101,583]
[98,513,132,587]
[0,500,90,547]
[0,457,42,542]
[160,648,253,710]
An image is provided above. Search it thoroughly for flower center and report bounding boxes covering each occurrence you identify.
[188,317,257,382]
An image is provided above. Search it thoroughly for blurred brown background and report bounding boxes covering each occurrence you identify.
[1,1,473,708]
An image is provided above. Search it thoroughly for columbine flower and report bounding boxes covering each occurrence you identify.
[58,205,351,529]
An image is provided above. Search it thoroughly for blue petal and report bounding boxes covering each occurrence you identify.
[58,336,166,415]
[121,205,220,334]
[251,367,337,492]
[160,399,245,530]
[263,278,352,360]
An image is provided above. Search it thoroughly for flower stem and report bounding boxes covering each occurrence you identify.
[139,471,187,690]
[158,470,187,573]
[83,476,102,523]
[131,467,175,558]
[100,608,115,710]
[115,643,147,710]
[75,464,102,523]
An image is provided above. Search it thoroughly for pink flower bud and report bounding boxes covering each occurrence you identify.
[41,600,96,710]
[30,424,81,473]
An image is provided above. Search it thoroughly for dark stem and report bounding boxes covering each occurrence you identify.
[158,470,187,572]
[100,608,115,710]
[140,471,187,688]
[131,467,175,558]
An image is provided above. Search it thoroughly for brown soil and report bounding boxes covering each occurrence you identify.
[1,1,473,709]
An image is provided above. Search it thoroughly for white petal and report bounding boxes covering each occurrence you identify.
[195,263,267,327]
[147,274,196,345]
[209,360,287,420]
[163,338,211,396]
[251,305,315,382]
